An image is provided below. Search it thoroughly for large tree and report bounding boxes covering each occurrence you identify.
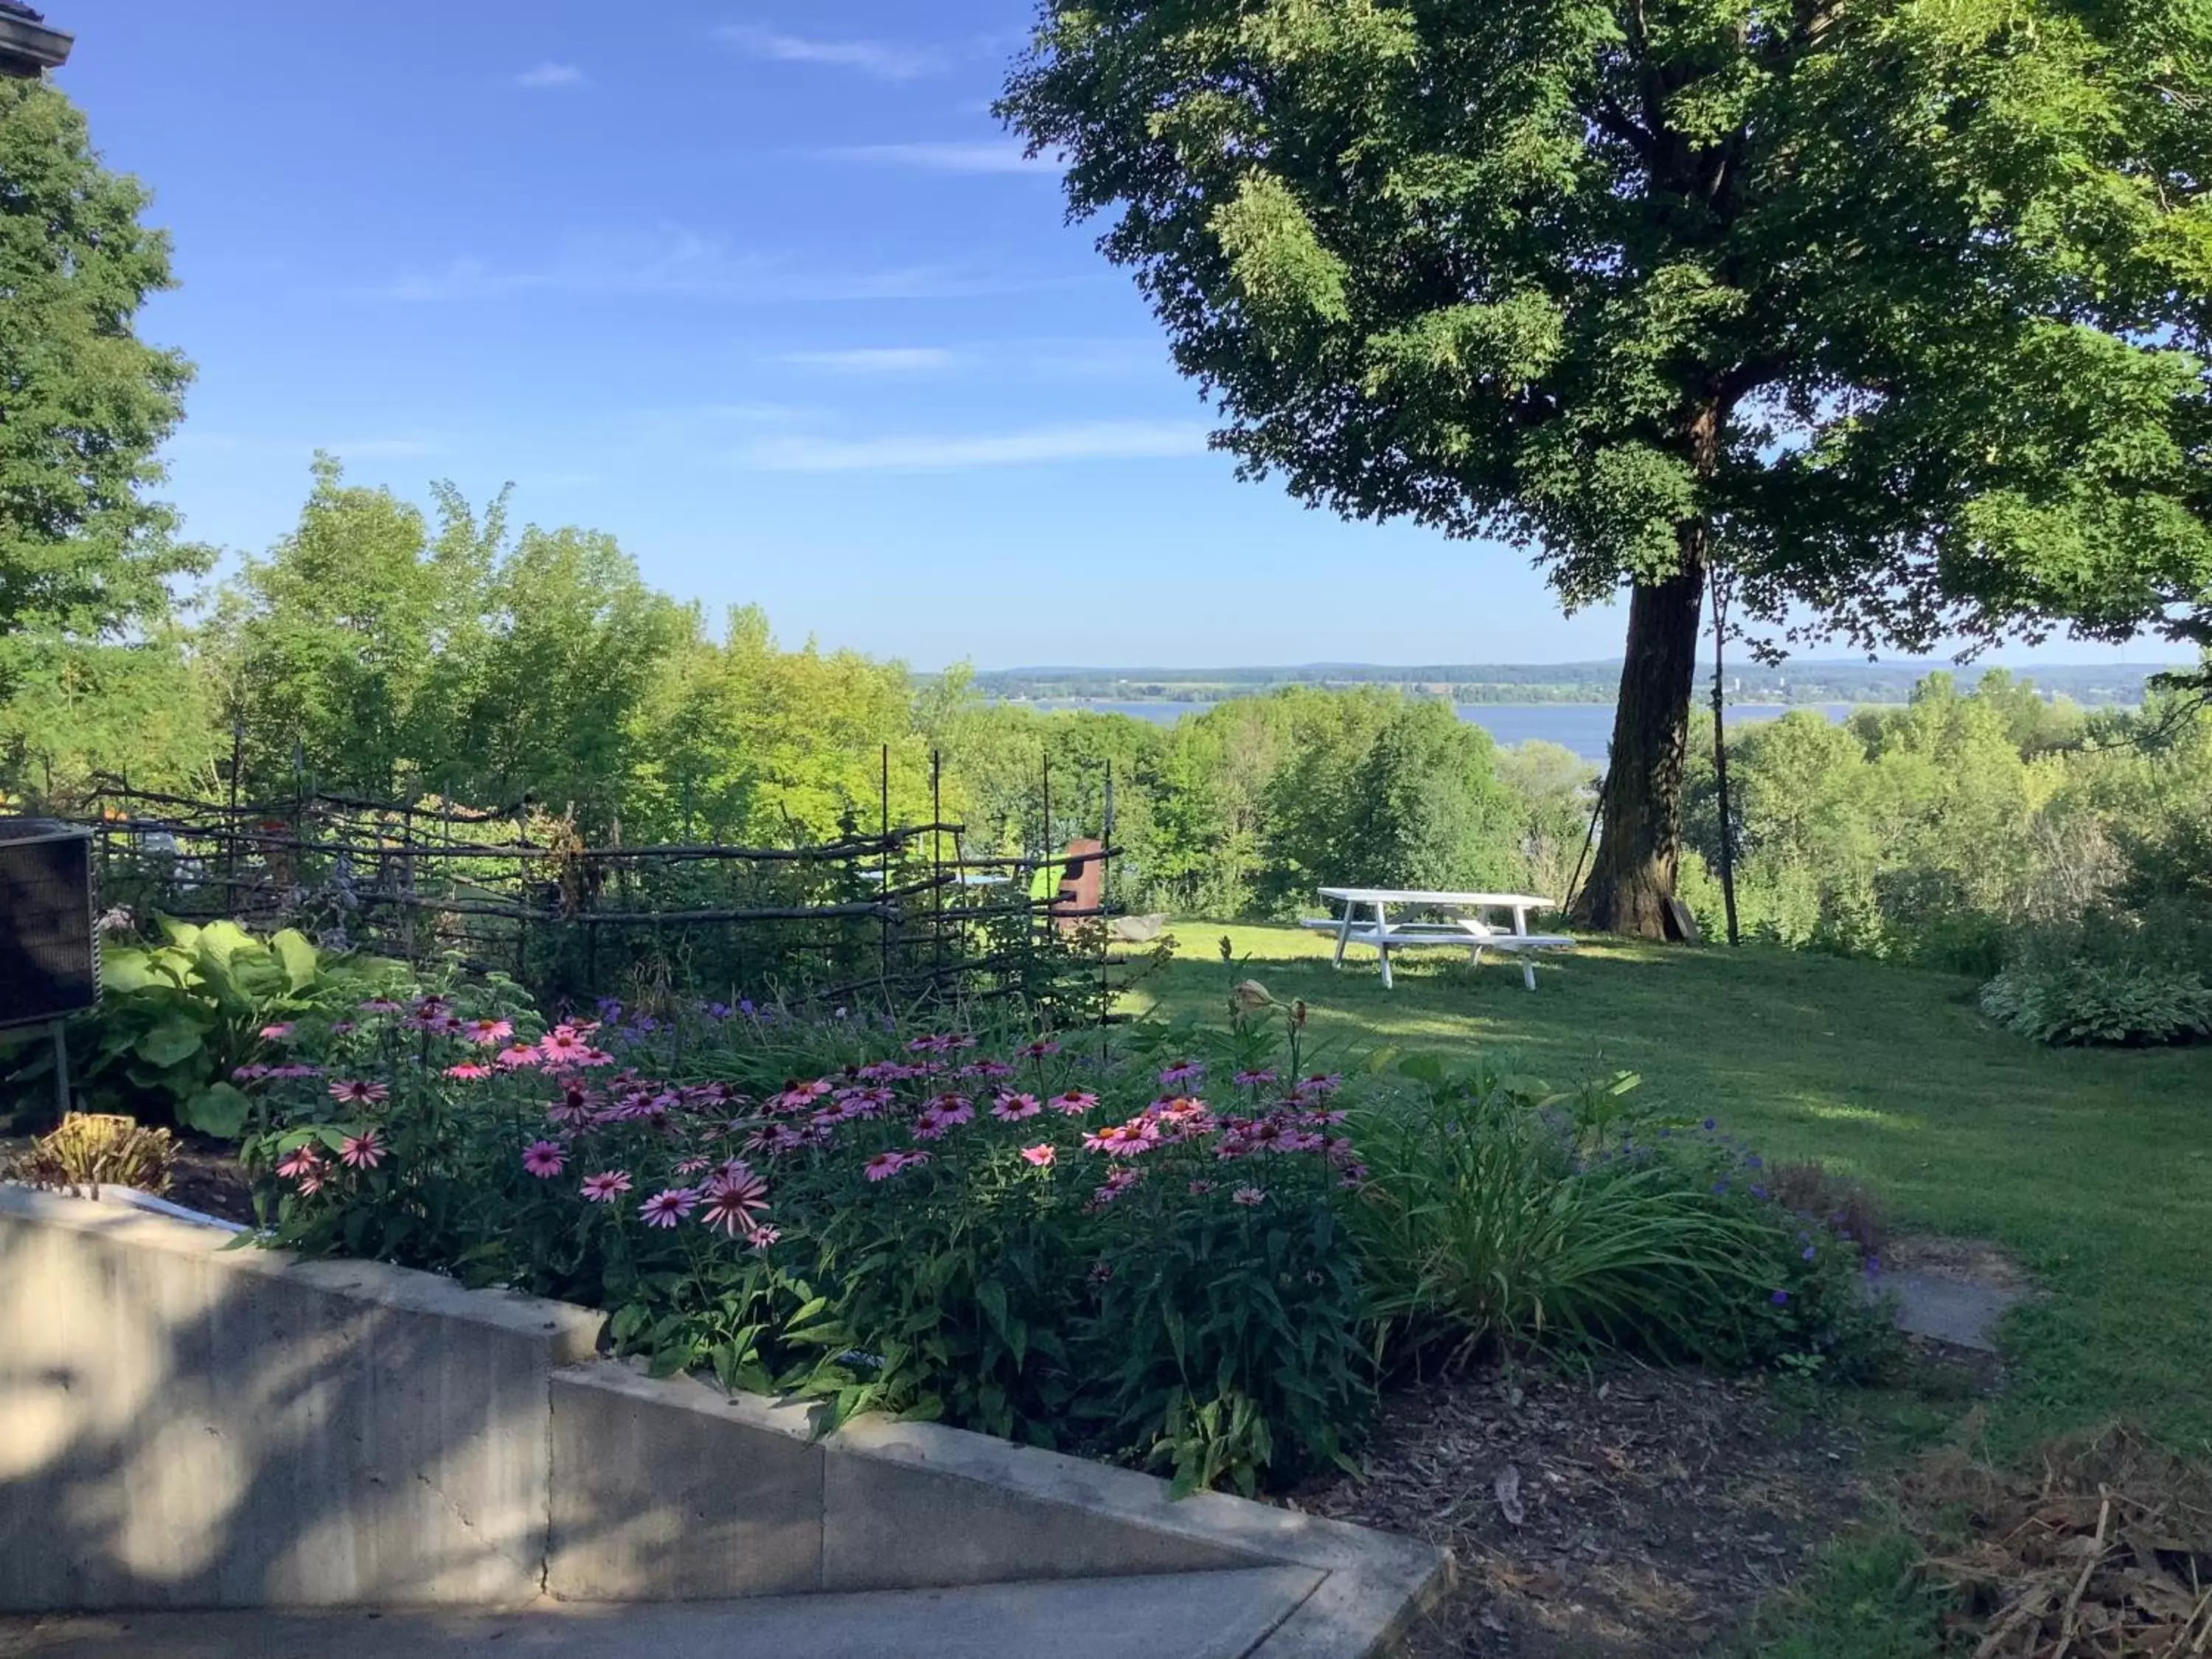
[0,77,199,707]
[1001,0,2212,935]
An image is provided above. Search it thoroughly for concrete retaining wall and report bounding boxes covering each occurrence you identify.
[0,1186,1447,1650]
[0,1185,602,1610]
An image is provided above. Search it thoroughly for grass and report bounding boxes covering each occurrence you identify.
[1132,925,2212,1461]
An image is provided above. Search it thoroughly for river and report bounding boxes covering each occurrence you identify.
[1006,700,1873,761]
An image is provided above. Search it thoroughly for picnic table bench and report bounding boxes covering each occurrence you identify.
[1301,887,1576,991]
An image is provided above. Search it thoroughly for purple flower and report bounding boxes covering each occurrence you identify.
[1770,1289,1790,1305]
[1702,1117,1717,1131]
[1801,1245,1817,1262]
[521,1140,568,1179]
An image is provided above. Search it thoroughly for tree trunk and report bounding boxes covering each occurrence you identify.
[1571,388,1731,939]
[1572,540,1708,939]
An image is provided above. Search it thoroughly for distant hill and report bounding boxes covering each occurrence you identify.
[968,660,2173,707]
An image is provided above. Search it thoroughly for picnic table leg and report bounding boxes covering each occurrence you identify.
[1332,903,1354,969]
[1372,902,1394,990]
[1521,957,1537,992]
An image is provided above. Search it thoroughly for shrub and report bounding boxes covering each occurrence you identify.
[1346,1057,1896,1381]
[237,984,1371,1496]
[4,917,408,1137]
[1980,909,2212,1046]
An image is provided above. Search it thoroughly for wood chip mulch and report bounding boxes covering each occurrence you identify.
[1287,1361,1871,1657]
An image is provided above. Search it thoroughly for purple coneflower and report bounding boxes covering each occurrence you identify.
[338,1131,386,1169]
[328,1079,389,1106]
[521,1140,568,1179]
[639,1187,698,1228]
[580,1170,632,1203]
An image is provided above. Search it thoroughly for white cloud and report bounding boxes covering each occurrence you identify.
[515,62,587,90]
[782,347,956,374]
[364,232,1040,304]
[717,24,944,81]
[820,142,1057,175]
[735,420,1214,473]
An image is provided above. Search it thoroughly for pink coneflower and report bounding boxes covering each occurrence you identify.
[1189,1179,1217,1196]
[466,1018,514,1046]
[338,1130,386,1169]
[495,1043,542,1069]
[298,1168,327,1196]
[521,1140,568,1179]
[445,1062,493,1080]
[1232,1186,1267,1206]
[1020,1144,1056,1167]
[673,1156,712,1176]
[1158,1059,1206,1088]
[1232,1068,1279,1089]
[259,1022,294,1041]
[268,1063,323,1081]
[699,1169,768,1236]
[232,1064,271,1082]
[960,1059,1016,1081]
[574,1047,616,1068]
[580,1170,632,1203]
[1089,1166,1144,1208]
[771,1079,834,1113]
[639,1187,698,1228]
[328,1079,389,1107]
[1019,1040,1062,1060]
[991,1092,1043,1122]
[538,1027,590,1064]
[360,997,403,1016]
[745,1224,780,1251]
[1051,1090,1099,1116]
[706,1159,767,1202]
[865,1150,927,1180]
[330,1019,358,1037]
[276,1146,322,1180]
[905,1034,953,1054]
[1293,1073,1343,1099]
[1083,1121,1159,1158]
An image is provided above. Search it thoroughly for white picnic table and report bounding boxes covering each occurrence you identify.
[1303,888,1576,991]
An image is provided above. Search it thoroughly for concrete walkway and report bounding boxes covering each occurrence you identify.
[0,1569,1323,1659]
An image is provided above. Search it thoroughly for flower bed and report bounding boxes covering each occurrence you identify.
[240,979,1370,1495]
[233,972,1894,1498]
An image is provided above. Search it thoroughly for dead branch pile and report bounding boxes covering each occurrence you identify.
[1916,1427,2212,1658]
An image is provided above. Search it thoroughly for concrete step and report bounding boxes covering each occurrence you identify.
[0,1568,1324,1659]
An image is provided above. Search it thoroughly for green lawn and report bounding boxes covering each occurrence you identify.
[1132,925,2212,1460]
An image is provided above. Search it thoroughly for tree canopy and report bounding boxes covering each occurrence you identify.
[1001,0,2212,933]
[0,78,201,706]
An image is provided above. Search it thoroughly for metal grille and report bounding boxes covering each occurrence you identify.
[0,821,99,1028]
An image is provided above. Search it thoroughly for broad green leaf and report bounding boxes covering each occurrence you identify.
[270,928,320,993]
[182,1082,251,1139]
[133,1017,206,1068]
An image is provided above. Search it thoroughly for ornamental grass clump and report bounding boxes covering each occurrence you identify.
[237,982,1370,1496]
[1346,1056,1897,1382]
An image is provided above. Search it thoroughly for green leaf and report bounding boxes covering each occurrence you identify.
[133,1017,206,1068]
[270,928,320,993]
[181,1082,251,1138]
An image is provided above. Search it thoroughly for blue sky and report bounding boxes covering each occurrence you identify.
[64,1,2185,672]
